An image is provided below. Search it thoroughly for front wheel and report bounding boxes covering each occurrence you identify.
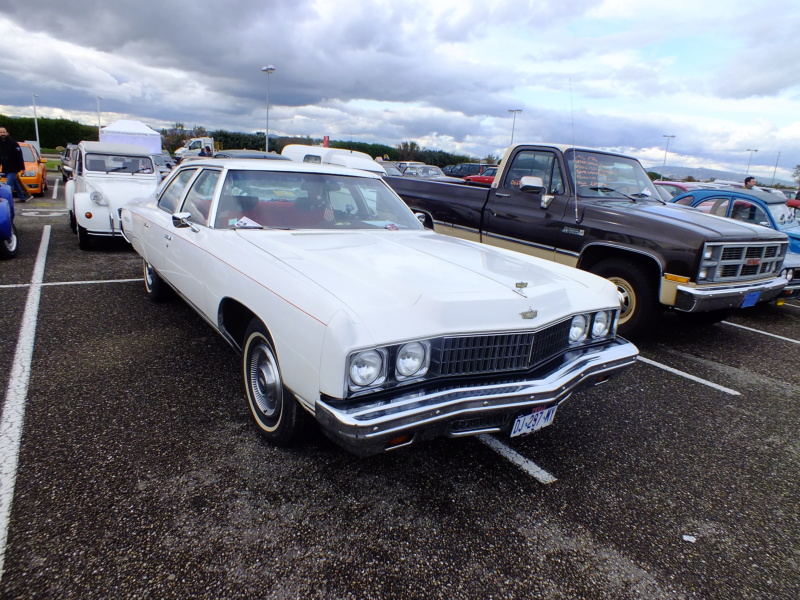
[0,224,18,259]
[591,258,660,339]
[77,224,91,250]
[143,259,172,302]
[242,319,304,447]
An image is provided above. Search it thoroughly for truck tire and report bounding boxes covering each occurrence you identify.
[590,258,660,339]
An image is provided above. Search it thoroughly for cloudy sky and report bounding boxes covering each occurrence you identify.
[1,0,799,181]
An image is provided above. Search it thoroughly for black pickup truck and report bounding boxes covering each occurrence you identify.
[388,143,790,337]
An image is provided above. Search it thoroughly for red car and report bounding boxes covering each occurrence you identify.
[463,165,497,186]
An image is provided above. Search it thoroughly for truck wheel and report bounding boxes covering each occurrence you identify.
[0,224,18,259]
[77,225,92,250]
[242,319,305,447]
[591,258,660,338]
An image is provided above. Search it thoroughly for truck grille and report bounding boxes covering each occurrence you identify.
[433,320,571,377]
[701,242,786,283]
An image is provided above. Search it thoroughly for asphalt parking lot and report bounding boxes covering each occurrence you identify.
[0,174,798,599]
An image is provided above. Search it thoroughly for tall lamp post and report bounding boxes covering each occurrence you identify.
[96,96,103,137]
[508,109,522,145]
[660,135,675,180]
[32,94,40,149]
[746,148,758,175]
[261,65,276,152]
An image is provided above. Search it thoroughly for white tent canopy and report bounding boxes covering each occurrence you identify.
[99,119,162,153]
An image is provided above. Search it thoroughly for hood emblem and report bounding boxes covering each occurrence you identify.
[520,308,538,320]
[513,281,529,298]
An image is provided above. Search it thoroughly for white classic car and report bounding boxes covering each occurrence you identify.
[65,141,160,249]
[120,158,638,456]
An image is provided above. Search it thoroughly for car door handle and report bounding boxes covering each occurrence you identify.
[164,234,172,241]
[495,193,510,197]
[144,222,150,228]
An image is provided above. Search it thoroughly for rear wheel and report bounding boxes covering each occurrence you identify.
[590,258,660,339]
[242,319,304,447]
[77,225,92,250]
[0,224,18,259]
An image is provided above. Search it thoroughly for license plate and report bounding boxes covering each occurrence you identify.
[510,406,557,438]
[741,291,760,308]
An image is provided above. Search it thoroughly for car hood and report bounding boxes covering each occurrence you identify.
[238,229,618,334]
[85,175,159,207]
[591,200,788,242]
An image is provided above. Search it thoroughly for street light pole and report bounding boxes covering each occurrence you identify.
[746,148,758,176]
[508,109,522,145]
[261,65,276,152]
[32,94,40,149]
[96,96,103,137]
[660,135,675,181]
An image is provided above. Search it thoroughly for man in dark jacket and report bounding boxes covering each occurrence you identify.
[0,127,33,201]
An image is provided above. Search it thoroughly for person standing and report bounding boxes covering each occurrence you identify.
[0,127,32,201]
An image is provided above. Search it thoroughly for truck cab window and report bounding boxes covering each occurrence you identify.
[502,151,564,195]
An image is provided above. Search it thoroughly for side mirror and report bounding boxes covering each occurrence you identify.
[519,175,545,194]
[172,212,199,232]
[414,212,433,229]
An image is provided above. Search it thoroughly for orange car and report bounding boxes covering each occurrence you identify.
[0,142,48,198]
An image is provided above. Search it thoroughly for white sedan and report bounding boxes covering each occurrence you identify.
[121,158,638,456]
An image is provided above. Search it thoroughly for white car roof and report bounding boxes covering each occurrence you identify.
[79,141,152,156]
[178,158,384,179]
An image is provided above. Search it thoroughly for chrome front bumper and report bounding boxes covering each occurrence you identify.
[674,277,786,313]
[314,338,638,456]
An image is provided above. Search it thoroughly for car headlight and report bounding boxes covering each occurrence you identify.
[349,350,385,388]
[591,311,612,338]
[781,268,794,281]
[395,341,430,379]
[569,315,589,343]
[698,267,708,280]
[23,170,36,177]
[90,191,107,206]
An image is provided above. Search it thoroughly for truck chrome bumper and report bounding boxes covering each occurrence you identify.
[314,338,638,456]
[674,277,786,313]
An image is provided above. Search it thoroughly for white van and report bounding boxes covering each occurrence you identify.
[281,144,386,175]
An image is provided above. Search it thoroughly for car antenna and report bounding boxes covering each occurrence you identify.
[570,79,580,223]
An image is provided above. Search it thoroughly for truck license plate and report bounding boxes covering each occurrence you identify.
[510,406,557,438]
[740,291,760,308]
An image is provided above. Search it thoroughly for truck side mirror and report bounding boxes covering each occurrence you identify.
[519,176,545,194]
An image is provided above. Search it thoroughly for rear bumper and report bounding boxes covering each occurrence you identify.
[674,277,786,312]
[314,338,638,456]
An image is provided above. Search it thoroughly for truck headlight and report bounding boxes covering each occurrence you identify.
[395,341,430,379]
[90,191,108,206]
[698,267,708,280]
[349,350,385,387]
[781,268,794,281]
[569,315,589,343]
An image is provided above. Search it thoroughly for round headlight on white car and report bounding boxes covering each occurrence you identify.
[569,315,589,343]
[396,342,429,378]
[90,191,107,205]
[349,350,384,387]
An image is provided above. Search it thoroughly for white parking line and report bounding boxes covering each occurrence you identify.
[51,179,59,199]
[0,226,50,581]
[637,356,740,396]
[0,278,140,290]
[478,434,557,484]
[722,321,800,345]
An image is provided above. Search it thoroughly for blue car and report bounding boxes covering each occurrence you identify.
[670,188,799,299]
[0,183,18,259]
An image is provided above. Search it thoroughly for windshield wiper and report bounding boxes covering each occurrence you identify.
[589,186,665,204]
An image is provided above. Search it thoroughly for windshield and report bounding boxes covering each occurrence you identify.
[212,170,425,231]
[767,202,799,230]
[21,146,36,162]
[566,150,659,199]
[85,153,154,174]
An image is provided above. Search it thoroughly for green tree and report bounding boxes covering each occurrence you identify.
[793,165,800,186]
